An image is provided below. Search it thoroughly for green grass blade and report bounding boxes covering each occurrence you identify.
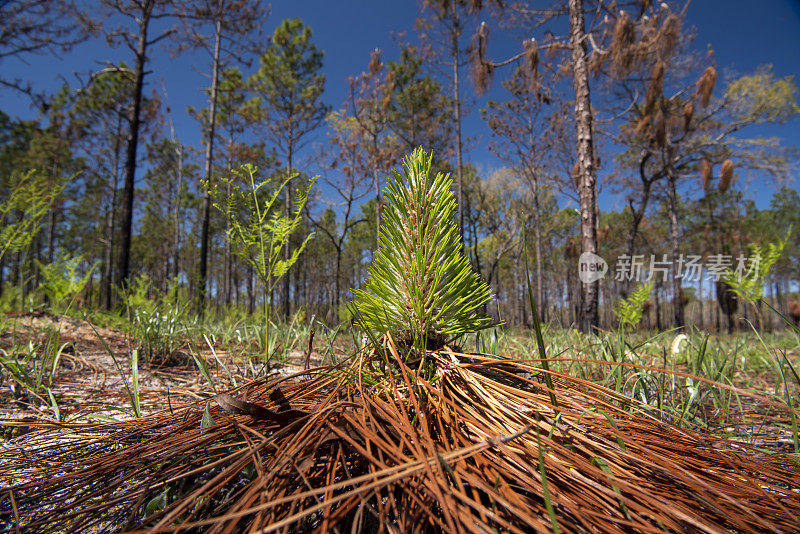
[535,428,560,534]
[131,349,141,418]
[85,315,139,416]
[522,226,558,410]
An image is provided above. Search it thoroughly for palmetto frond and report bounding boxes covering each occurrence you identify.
[353,147,499,349]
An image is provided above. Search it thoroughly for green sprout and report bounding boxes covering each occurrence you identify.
[352,147,500,354]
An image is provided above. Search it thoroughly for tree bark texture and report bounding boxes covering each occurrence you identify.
[569,0,599,333]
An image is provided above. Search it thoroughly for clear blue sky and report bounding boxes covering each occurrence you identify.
[3,0,799,211]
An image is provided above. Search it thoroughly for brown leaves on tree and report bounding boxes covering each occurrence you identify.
[571,161,581,189]
[701,158,712,190]
[653,107,666,147]
[644,60,666,116]
[682,101,694,132]
[610,11,636,76]
[657,14,681,58]
[470,21,493,95]
[720,158,734,192]
[697,65,718,107]
[598,223,611,242]
[635,113,651,138]
[368,48,383,76]
[523,37,539,84]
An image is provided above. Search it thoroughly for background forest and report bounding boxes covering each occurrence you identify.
[1,0,799,335]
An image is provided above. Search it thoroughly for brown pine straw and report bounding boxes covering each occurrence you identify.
[2,337,800,533]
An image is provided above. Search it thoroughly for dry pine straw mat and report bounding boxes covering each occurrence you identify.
[1,345,799,533]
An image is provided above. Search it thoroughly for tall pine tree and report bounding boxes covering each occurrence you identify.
[248,18,328,318]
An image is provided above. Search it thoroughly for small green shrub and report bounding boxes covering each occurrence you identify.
[613,281,653,328]
[207,164,315,362]
[0,169,67,263]
[38,253,94,311]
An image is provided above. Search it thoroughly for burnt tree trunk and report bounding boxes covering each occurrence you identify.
[116,0,152,292]
[665,169,685,328]
[569,0,599,333]
[716,279,738,334]
[198,9,223,315]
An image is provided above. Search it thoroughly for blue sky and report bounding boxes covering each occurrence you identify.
[2,0,799,212]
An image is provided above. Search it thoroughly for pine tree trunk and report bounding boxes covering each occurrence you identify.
[569,0,599,333]
[102,188,116,310]
[665,171,684,327]
[116,0,152,292]
[102,120,122,310]
[450,5,464,237]
[198,12,223,315]
[172,143,183,283]
[333,246,342,324]
[247,265,254,315]
[373,135,381,250]
[654,284,662,330]
[223,165,232,305]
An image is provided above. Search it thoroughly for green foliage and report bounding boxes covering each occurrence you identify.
[0,331,68,417]
[384,48,453,153]
[38,254,94,311]
[248,18,328,143]
[352,148,499,351]
[723,230,790,304]
[0,169,66,262]
[0,283,22,315]
[613,281,653,328]
[208,164,315,355]
[725,67,799,124]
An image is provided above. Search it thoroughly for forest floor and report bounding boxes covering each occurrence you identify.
[2,311,800,531]
[1,310,797,447]
[0,311,328,432]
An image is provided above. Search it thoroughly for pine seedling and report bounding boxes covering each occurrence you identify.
[352,148,499,354]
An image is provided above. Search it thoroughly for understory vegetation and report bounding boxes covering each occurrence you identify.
[2,0,800,531]
[2,149,800,533]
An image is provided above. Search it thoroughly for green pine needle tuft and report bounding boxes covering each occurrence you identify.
[352,147,500,350]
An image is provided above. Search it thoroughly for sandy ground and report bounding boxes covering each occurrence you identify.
[0,312,311,438]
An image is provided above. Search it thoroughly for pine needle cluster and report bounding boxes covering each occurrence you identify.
[353,148,498,351]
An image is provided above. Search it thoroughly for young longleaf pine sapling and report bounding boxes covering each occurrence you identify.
[352,148,499,355]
